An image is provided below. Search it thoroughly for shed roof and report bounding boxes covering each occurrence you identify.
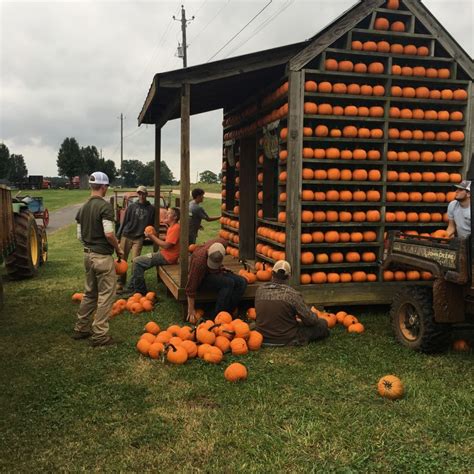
[139,0,474,127]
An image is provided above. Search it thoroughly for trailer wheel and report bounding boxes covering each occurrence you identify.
[38,225,48,265]
[390,286,451,353]
[5,210,40,279]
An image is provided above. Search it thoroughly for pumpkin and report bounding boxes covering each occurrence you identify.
[136,339,151,356]
[351,40,363,50]
[203,346,224,364]
[438,68,451,79]
[247,331,263,351]
[360,85,373,96]
[392,65,402,75]
[304,80,318,92]
[325,59,338,71]
[413,66,426,77]
[377,40,390,53]
[450,131,465,142]
[166,344,188,364]
[148,342,165,359]
[304,102,318,114]
[450,111,463,121]
[441,89,454,100]
[343,315,358,327]
[338,60,354,72]
[354,63,368,73]
[452,339,471,352]
[404,44,417,55]
[114,258,128,275]
[348,323,365,333]
[144,321,160,335]
[224,362,248,382]
[386,0,399,9]
[447,150,462,162]
[130,302,144,314]
[363,41,377,52]
[417,46,429,56]
[347,83,361,95]
[391,21,405,32]
[368,62,384,74]
[351,233,363,244]
[72,292,84,302]
[374,17,390,30]
[230,337,248,355]
[453,89,468,101]
[390,43,404,54]
[318,81,332,93]
[140,332,156,344]
[315,125,329,137]
[377,375,404,400]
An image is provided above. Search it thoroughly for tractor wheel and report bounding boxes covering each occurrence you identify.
[5,210,40,279]
[390,286,451,353]
[38,225,48,265]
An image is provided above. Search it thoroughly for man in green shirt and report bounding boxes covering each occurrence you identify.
[73,171,124,347]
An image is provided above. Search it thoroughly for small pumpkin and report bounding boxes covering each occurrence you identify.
[230,337,249,355]
[377,375,404,400]
[452,339,471,352]
[166,344,188,364]
[224,362,248,382]
[114,258,128,275]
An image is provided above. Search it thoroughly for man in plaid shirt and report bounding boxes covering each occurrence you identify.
[185,238,247,323]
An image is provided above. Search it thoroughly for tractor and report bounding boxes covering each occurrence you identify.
[0,185,48,305]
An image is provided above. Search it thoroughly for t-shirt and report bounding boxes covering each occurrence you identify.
[118,201,155,239]
[76,196,115,254]
[189,201,209,239]
[161,223,180,263]
[255,281,319,344]
[447,200,471,238]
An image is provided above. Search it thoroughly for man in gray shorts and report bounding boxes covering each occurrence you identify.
[189,188,220,244]
[446,180,471,239]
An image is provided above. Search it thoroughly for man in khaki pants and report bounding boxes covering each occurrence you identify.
[72,171,124,347]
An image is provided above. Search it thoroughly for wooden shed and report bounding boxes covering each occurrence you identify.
[139,0,474,307]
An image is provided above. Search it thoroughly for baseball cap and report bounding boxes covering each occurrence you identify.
[88,171,109,185]
[207,243,225,269]
[455,180,471,192]
[272,260,291,277]
[136,185,148,194]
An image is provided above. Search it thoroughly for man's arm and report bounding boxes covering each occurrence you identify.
[116,204,132,239]
[446,219,456,238]
[291,291,319,326]
[205,216,221,222]
[147,233,174,249]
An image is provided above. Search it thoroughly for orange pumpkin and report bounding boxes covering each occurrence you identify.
[391,21,405,32]
[374,17,390,30]
[224,362,248,382]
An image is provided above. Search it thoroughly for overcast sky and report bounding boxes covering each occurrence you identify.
[1,0,473,180]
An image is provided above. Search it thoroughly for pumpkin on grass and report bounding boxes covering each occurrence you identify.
[377,375,404,400]
[72,292,84,302]
[224,362,248,382]
[452,339,470,352]
[166,344,188,364]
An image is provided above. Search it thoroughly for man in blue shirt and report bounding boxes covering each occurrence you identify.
[446,180,471,239]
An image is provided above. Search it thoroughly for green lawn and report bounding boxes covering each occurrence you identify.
[0,224,472,472]
[18,189,92,212]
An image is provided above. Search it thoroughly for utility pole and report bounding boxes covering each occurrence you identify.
[173,5,194,68]
[119,113,124,173]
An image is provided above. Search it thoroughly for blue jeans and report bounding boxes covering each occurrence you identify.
[127,251,169,294]
[198,271,247,318]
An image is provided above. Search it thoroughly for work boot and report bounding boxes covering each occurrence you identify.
[91,336,119,348]
[71,330,92,340]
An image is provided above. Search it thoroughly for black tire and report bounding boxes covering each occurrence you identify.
[38,225,48,265]
[5,210,40,279]
[390,286,451,353]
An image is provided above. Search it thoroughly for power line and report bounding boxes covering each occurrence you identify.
[188,0,231,46]
[207,0,273,62]
[224,0,294,58]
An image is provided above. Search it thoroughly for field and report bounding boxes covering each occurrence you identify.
[19,189,92,212]
[0,218,472,472]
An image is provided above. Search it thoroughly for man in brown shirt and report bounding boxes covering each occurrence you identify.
[185,238,247,323]
[255,260,329,346]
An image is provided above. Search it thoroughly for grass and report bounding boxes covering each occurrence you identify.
[190,182,222,194]
[16,189,92,212]
[0,224,472,472]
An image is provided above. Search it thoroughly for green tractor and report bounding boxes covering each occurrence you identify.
[0,185,48,305]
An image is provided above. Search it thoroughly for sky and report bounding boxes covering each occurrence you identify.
[1,0,473,181]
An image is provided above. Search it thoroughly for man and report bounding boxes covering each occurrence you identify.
[73,171,124,347]
[116,185,155,292]
[446,180,471,239]
[189,188,220,244]
[186,238,247,323]
[255,260,329,346]
[125,207,180,295]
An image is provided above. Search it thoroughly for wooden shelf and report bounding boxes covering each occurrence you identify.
[301,262,380,270]
[301,137,386,144]
[257,218,285,228]
[389,97,468,106]
[388,140,464,147]
[385,161,463,167]
[301,201,382,206]
[385,202,449,207]
[301,242,381,249]
[384,222,446,227]
[303,159,383,166]
[302,180,384,186]
[351,28,434,40]
[389,119,466,126]
[386,181,462,187]
[304,114,385,122]
[305,92,386,102]
[301,222,383,228]
[256,236,285,248]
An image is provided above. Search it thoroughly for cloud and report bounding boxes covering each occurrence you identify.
[1,0,472,179]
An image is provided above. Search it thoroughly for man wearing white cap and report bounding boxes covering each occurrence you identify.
[447,180,471,239]
[185,238,247,323]
[73,172,124,347]
[116,185,155,292]
[255,260,329,346]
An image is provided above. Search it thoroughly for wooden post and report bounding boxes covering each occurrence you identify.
[179,83,191,288]
[154,125,161,230]
[286,71,304,286]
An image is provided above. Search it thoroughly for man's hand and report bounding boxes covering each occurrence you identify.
[186,309,198,325]
[116,246,124,259]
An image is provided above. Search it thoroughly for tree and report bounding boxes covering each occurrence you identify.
[160,161,175,185]
[121,159,145,187]
[57,138,86,179]
[199,170,218,184]
[9,154,28,183]
[0,143,10,179]
[81,146,100,174]
[98,159,117,182]
[137,161,154,187]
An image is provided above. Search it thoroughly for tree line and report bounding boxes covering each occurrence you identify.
[0,143,28,182]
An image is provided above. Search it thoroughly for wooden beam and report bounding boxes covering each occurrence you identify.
[155,89,181,129]
[289,0,384,71]
[403,0,474,80]
[239,135,257,259]
[286,70,304,286]
[179,83,191,288]
[154,125,161,230]
[463,81,473,178]
[138,77,157,125]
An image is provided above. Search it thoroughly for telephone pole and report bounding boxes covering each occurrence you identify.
[173,5,194,68]
[120,113,124,172]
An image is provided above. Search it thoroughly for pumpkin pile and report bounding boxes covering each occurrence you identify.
[311,307,365,333]
[136,311,262,375]
[110,291,157,317]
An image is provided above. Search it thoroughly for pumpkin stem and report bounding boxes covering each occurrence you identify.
[383,380,393,390]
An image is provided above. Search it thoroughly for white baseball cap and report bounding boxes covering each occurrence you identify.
[207,243,225,269]
[273,260,291,277]
[89,171,109,185]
